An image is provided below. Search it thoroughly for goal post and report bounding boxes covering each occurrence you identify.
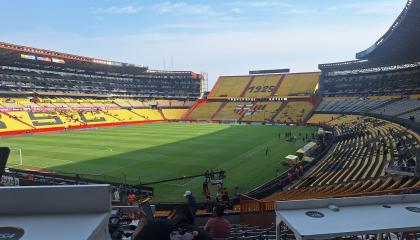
[8,148,23,167]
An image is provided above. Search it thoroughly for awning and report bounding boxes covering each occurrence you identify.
[285,155,298,161]
[296,142,317,155]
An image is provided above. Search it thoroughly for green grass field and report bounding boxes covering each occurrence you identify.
[2,123,317,202]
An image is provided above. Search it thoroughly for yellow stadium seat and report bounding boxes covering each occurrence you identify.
[212,102,247,121]
[243,75,283,98]
[0,113,33,132]
[161,109,188,120]
[131,109,164,121]
[273,101,314,123]
[307,114,342,124]
[274,72,319,97]
[187,102,223,121]
[208,76,252,98]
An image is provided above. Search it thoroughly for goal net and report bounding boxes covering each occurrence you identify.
[7,148,23,167]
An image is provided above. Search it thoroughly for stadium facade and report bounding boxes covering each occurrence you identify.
[0,42,203,99]
[0,0,419,238]
[318,0,420,97]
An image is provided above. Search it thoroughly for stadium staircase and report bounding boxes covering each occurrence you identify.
[240,76,255,97]
[270,75,286,96]
[128,109,148,120]
[304,97,323,122]
[181,100,205,120]
[2,112,36,129]
[210,102,228,120]
[237,111,248,122]
[158,109,167,121]
[102,110,123,122]
[270,102,287,122]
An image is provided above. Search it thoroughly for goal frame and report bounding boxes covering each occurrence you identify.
[8,148,23,167]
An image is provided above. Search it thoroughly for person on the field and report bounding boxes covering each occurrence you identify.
[204,205,231,239]
[184,190,197,215]
[265,146,269,156]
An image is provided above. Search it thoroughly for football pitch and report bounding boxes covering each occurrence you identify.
[3,123,317,202]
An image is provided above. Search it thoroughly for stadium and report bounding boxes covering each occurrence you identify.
[0,0,419,240]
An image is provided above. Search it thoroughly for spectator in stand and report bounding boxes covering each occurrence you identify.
[184,190,197,215]
[128,192,136,206]
[132,205,211,240]
[299,164,304,176]
[204,205,231,239]
[295,167,300,178]
[278,178,284,191]
[288,171,293,182]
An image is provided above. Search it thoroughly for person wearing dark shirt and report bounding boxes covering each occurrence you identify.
[184,190,197,215]
[133,205,211,240]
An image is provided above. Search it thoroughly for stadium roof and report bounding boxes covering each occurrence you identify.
[0,41,201,76]
[356,0,420,63]
[320,0,420,71]
[276,194,420,240]
[0,41,142,68]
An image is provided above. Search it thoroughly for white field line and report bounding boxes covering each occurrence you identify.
[20,158,75,169]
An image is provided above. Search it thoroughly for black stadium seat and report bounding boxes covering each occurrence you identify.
[0,147,10,178]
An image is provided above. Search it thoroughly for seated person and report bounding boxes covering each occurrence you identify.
[132,205,211,240]
[204,205,230,239]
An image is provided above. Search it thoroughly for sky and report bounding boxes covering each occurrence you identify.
[0,0,407,88]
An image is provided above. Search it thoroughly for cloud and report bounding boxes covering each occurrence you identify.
[231,8,242,14]
[151,2,219,16]
[4,1,405,88]
[224,1,316,15]
[228,1,291,8]
[94,5,143,14]
[328,1,406,15]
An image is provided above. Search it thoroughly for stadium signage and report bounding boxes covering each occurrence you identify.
[325,62,420,76]
[52,58,65,64]
[36,56,51,62]
[20,54,65,64]
[20,54,35,60]
[0,175,19,186]
[0,227,24,240]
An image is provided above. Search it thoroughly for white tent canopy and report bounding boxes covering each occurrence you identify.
[285,155,298,161]
[275,194,420,240]
[296,142,317,155]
